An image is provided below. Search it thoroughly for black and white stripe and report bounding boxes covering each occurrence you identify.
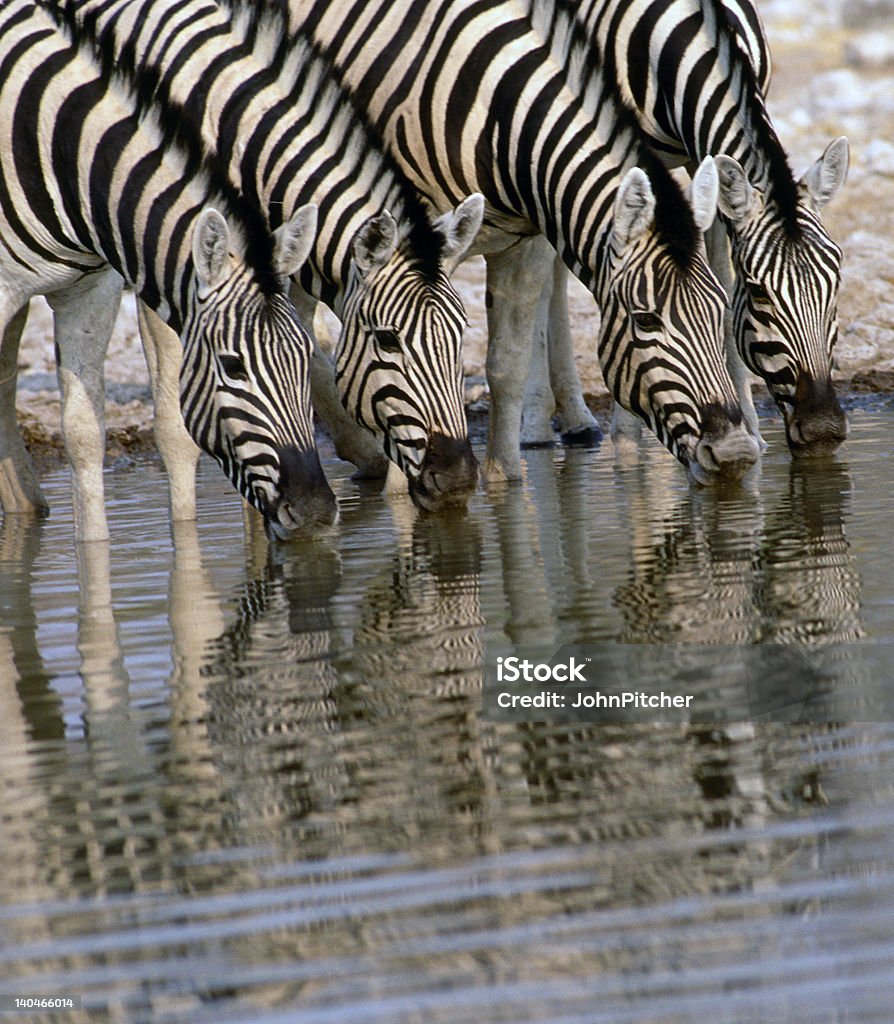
[582,0,849,454]
[0,0,336,542]
[295,0,760,482]
[68,0,484,510]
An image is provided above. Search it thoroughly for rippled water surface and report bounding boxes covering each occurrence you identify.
[3,404,894,1022]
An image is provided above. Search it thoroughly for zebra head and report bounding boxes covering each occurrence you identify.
[600,158,761,484]
[715,138,849,457]
[180,205,337,538]
[336,194,485,511]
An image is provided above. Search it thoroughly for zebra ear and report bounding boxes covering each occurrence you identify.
[192,208,231,296]
[436,193,485,273]
[352,210,399,279]
[273,203,318,280]
[687,157,719,232]
[612,168,656,248]
[800,136,849,211]
[714,155,756,225]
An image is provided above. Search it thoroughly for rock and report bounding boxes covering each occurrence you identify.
[840,0,894,29]
[845,33,894,68]
[851,367,894,391]
[809,69,871,117]
[862,140,894,176]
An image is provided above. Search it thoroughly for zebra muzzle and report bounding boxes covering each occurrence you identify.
[785,372,848,456]
[690,403,761,484]
[408,434,479,512]
[266,444,338,538]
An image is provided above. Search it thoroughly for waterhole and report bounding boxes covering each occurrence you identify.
[2,400,893,1022]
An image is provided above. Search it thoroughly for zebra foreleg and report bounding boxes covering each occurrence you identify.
[138,301,202,522]
[47,268,124,543]
[0,301,49,517]
[483,234,555,482]
[544,257,602,445]
[520,272,556,447]
[518,247,603,451]
[310,340,389,479]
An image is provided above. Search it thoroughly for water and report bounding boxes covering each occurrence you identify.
[3,403,894,1022]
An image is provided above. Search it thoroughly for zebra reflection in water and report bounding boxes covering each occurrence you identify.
[755,462,864,648]
[610,450,867,829]
[195,501,488,856]
[0,448,873,950]
[490,443,869,893]
[0,517,182,958]
[611,457,863,649]
[197,534,348,840]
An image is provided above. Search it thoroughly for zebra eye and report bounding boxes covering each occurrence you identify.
[631,311,663,332]
[219,354,249,382]
[748,281,771,304]
[373,328,402,354]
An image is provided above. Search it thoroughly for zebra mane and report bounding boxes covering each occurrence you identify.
[531,0,700,271]
[218,0,448,282]
[705,0,801,238]
[40,0,287,296]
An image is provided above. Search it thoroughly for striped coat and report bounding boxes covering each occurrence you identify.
[292,0,761,483]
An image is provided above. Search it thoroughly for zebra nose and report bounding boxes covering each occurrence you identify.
[787,372,848,455]
[274,444,338,535]
[409,433,479,511]
[693,403,761,482]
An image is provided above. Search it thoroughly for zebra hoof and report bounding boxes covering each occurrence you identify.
[560,423,603,448]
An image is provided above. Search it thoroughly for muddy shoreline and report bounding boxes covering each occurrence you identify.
[17,380,894,471]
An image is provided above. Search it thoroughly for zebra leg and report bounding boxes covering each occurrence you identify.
[545,256,602,445]
[704,218,766,451]
[137,301,201,522]
[484,234,555,482]
[289,284,388,480]
[520,276,556,447]
[610,403,643,444]
[47,268,124,543]
[0,301,50,517]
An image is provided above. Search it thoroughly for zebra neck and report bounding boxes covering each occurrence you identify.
[73,0,430,309]
[299,0,671,292]
[62,104,209,333]
[10,25,220,329]
[579,0,782,194]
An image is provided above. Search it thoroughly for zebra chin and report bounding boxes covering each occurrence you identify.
[253,445,339,540]
[683,403,762,485]
[404,433,480,512]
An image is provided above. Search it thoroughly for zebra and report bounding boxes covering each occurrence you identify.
[292,0,761,485]
[62,0,485,514]
[565,0,849,455]
[0,0,338,543]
